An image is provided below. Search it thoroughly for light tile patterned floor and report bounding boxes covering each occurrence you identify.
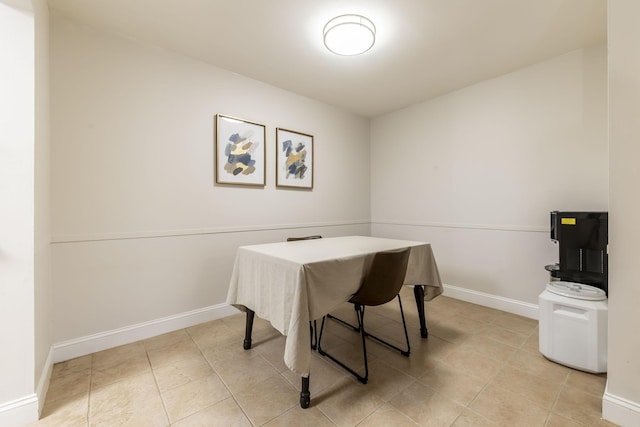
[29,288,618,426]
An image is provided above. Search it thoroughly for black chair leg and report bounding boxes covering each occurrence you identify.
[362,295,411,356]
[317,296,411,383]
[317,307,369,384]
[310,320,318,350]
[326,311,360,332]
[356,305,369,383]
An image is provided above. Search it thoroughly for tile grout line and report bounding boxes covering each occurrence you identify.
[186,325,259,427]
[144,344,172,425]
[547,369,572,425]
[86,354,94,427]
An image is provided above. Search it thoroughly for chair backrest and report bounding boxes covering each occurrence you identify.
[349,248,411,307]
[286,235,322,241]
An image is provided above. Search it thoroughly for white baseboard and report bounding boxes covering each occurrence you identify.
[443,284,539,320]
[52,303,240,363]
[35,346,54,417]
[0,394,38,427]
[603,382,640,427]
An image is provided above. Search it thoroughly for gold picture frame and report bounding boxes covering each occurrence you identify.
[276,128,314,189]
[215,114,266,186]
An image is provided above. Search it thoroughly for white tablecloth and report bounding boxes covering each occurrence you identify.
[226,236,443,375]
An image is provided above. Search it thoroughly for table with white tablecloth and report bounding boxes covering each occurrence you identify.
[225,235,443,407]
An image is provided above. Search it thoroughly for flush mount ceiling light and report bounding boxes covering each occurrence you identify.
[323,14,376,56]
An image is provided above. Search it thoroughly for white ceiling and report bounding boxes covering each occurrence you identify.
[47,0,606,118]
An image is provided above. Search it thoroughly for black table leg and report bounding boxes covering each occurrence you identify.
[300,376,310,408]
[243,309,255,350]
[413,285,429,338]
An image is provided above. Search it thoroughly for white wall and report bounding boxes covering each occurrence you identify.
[0,0,38,424]
[604,1,640,425]
[370,45,608,314]
[50,12,370,348]
[33,0,52,412]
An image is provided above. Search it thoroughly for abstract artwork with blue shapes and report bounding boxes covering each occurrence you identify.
[276,128,314,189]
[215,114,266,186]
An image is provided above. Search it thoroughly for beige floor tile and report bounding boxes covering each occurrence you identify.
[546,413,587,427]
[488,365,563,410]
[507,349,572,383]
[429,315,487,343]
[281,353,348,395]
[233,374,298,426]
[91,341,152,388]
[450,409,497,427]
[91,355,152,389]
[469,384,549,427]
[146,339,202,370]
[425,296,469,317]
[440,346,502,382]
[597,417,623,426]
[263,405,335,426]
[220,312,274,333]
[315,376,384,427]
[457,305,502,325]
[565,369,607,397]
[51,355,92,380]
[456,334,518,362]
[153,353,214,392]
[553,385,607,426]
[218,312,247,329]
[143,329,192,352]
[92,341,147,371]
[201,341,261,367]
[89,372,168,427]
[320,318,362,345]
[317,340,368,377]
[365,320,412,350]
[170,397,252,427]
[187,318,242,344]
[490,311,538,335]
[210,352,280,394]
[254,334,289,373]
[478,324,530,348]
[161,373,230,423]
[242,323,283,348]
[427,323,471,344]
[361,358,416,402]
[358,403,419,426]
[388,381,465,427]
[45,369,91,404]
[366,334,457,378]
[521,328,540,354]
[38,298,616,427]
[418,359,487,406]
[28,393,89,427]
[444,314,491,334]
[418,309,451,330]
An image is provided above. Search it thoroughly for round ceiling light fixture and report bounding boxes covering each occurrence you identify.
[323,14,376,56]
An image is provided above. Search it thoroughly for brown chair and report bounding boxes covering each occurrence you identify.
[287,235,323,349]
[317,248,411,384]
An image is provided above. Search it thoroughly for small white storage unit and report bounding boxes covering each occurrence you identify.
[539,281,608,373]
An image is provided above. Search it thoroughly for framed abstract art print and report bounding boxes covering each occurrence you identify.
[276,128,314,189]
[215,114,266,186]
